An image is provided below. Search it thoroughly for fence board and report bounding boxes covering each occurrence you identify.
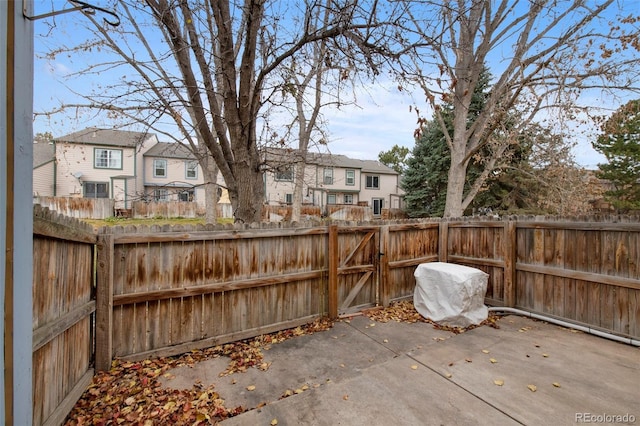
[33,207,95,425]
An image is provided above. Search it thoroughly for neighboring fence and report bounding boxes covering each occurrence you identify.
[32,206,96,426]
[132,200,206,218]
[34,196,114,219]
[32,210,640,423]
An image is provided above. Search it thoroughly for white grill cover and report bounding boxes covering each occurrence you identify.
[413,262,489,327]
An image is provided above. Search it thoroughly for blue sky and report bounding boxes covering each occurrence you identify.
[32,0,636,169]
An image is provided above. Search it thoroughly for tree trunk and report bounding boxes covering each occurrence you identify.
[291,158,306,222]
[443,150,468,218]
[232,160,264,224]
[202,159,219,224]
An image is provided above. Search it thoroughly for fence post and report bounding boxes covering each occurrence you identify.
[95,234,114,371]
[379,224,390,307]
[438,221,449,263]
[328,224,338,319]
[503,220,516,307]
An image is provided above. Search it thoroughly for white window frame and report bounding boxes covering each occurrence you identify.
[154,159,167,178]
[344,194,353,204]
[345,169,355,186]
[153,188,168,202]
[94,148,122,169]
[323,168,333,185]
[185,161,198,180]
[327,194,336,204]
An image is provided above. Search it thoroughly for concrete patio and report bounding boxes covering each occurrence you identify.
[160,314,639,426]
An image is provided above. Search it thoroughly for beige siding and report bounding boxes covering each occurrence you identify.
[55,142,136,197]
[33,161,55,196]
[143,156,229,209]
[359,173,400,208]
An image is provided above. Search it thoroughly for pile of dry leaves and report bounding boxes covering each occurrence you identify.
[363,300,501,334]
[65,303,498,425]
[65,318,333,425]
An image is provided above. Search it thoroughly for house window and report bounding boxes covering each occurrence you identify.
[153,188,168,202]
[275,165,293,181]
[153,159,167,178]
[84,182,109,198]
[365,175,380,189]
[178,188,195,202]
[327,194,336,204]
[345,169,355,186]
[285,193,293,204]
[323,168,333,185]
[344,194,353,204]
[94,148,122,169]
[185,161,198,179]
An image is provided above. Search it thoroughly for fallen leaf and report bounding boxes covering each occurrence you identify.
[494,379,504,386]
[383,339,389,343]
[527,384,537,392]
[271,419,278,426]
[482,349,490,354]
[445,373,452,378]
[465,358,472,363]
[246,385,256,391]
[411,365,418,370]
[552,382,561,388]
[542,353,549,358]
[489,358,498,364]
[343,394,349,400]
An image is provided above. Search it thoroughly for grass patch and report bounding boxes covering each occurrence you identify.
[83,216,234,229]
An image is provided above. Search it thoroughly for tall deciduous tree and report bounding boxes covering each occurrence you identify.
[397,0,640,217]
[43,0,400,223]
[592,99,640,212]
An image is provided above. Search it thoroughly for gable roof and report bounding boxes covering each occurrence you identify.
[33,142,55,168]
[263,148,398,175]
[54,127,155,148]
[144,142,197,159]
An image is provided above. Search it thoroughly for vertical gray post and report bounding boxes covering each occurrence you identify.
[2,1,34,423]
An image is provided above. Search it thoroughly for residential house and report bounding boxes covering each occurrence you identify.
[52,127,158,209]
[32,141,55,196]
[143,141,229,206]
[36,128,402,218]
[263,148,404,217]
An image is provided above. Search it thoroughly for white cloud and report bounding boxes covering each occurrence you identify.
[324,83,427,160]
[45,61,72,76]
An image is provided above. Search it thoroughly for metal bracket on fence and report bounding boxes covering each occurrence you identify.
[23,0,120,27]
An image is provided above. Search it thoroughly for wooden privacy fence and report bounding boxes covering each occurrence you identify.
[32,206,96,426]
[93,216,640,370]
[34,196,114,219]
[31,210,640,424]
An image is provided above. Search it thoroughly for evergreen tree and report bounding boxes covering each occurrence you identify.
[592,99,640,212]
[401,115,452,217]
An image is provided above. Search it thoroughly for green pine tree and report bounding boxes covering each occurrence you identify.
[592,99,640,212]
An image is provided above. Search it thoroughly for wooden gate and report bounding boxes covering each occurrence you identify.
[328,225,380,317]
